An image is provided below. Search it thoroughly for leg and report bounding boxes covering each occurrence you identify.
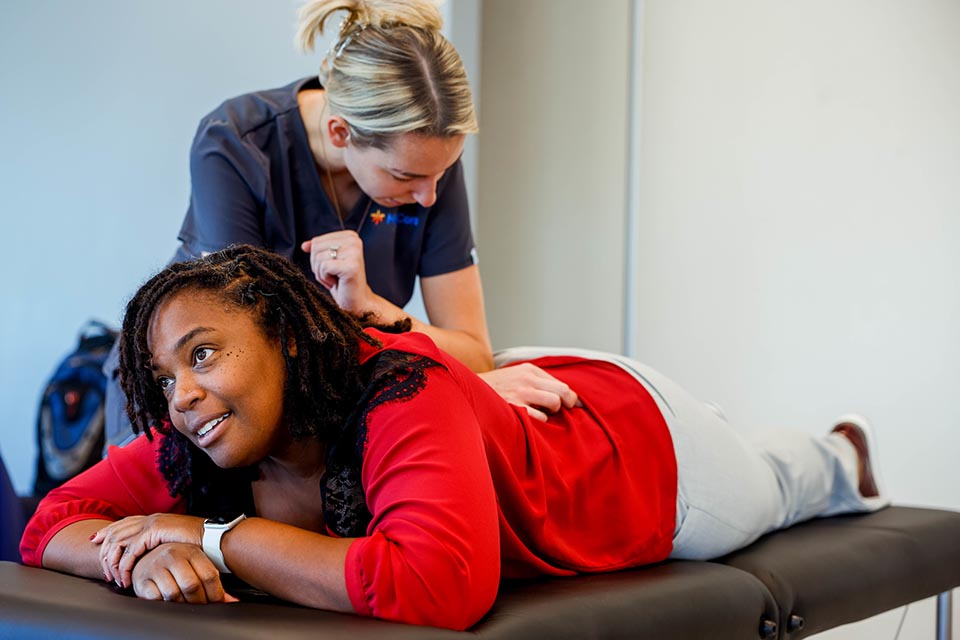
[611,361,887,560]
[938,591,953,640]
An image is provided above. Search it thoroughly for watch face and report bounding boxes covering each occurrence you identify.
[207,515,236,525]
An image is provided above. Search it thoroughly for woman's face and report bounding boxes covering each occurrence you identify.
[146,289,289,469]
[343,133,465,209]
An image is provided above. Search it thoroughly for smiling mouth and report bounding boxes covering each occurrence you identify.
[198,412,230,439]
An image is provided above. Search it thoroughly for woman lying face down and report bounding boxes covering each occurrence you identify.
[20,245,888,630]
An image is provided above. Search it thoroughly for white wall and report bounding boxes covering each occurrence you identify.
[634,2,960,638]
[634,0,960,510]
[0,0,323,495]
[478,0,631,352]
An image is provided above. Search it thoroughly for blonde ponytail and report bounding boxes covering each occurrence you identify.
[295,0,477,148]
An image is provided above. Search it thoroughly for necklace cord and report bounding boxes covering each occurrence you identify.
[318,101,373,234]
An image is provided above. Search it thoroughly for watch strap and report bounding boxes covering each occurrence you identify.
[202,514,246,574]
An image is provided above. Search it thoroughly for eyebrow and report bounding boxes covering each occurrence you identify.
[174,327,214,353]
[390,168,429,179]
[388,152,464,179]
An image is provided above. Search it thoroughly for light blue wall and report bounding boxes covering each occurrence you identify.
[0,1,324,494]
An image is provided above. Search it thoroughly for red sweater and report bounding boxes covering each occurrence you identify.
[22,331,676,630]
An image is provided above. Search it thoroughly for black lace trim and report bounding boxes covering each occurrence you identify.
[321,350,440,537]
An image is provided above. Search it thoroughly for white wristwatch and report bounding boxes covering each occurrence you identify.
[202,514,246,573]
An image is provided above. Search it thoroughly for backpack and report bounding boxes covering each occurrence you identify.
[34,320,118,497]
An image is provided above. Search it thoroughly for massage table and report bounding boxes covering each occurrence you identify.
[2,506,957,639]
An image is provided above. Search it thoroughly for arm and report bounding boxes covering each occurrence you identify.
[218,518,354,612]
[34,436,351,607]
[102,513,356,610]
[343,361,501,629]
[417,265,493,370]
[91,360,499,626]
[176,122,267,258]
[302,237,494,372]
[22,435,182,574]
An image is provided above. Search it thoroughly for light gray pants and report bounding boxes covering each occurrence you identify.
[494,347,889,561]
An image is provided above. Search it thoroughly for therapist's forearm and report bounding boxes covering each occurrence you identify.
[361,292,494,372]
[407,316,494,371]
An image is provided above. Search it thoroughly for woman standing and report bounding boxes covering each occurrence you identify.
[104,0,575,449]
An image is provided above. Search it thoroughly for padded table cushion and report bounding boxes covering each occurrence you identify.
[719,506,960,639]
[1,507,956,639]
[0,561,774,640]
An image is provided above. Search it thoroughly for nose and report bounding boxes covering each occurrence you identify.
[171,372,203,413]
[412,178,439,207]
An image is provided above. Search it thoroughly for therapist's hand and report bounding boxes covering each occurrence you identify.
[132,543,238,604]
[302,231,374,313]
[478,364,579,422]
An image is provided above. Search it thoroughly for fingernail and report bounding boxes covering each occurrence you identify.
[89,533,97,541]
[115,579,123,588]
[103,573,110,582]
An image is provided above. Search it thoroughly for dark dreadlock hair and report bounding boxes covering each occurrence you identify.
[117,244,414,502]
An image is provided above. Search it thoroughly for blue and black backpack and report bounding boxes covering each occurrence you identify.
[34,320,118,497]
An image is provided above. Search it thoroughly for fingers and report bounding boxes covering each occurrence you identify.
[99,538,128,587]
[96,523,153,587]
[557,381,579,409]
[132,545,229,604]
[136,578,164,601]
[303,231,365,289]
[525,366,579,411]
[116,539,149,590]
[483,364,579,417]
[525,406,549,422]
[188,555,229,603]
[520,386,566,413]
[93,514,204,588]
[524,365,578,406]
[136,567,196,603]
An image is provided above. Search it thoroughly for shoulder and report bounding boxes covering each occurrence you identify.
[193,77,313,146]
[356,331,475,423]
[359,329,451,365]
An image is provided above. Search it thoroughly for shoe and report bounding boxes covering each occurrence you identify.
[831,414,882,499]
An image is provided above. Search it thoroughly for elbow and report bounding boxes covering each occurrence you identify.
[464,339,494,373]
[471,351,495,373]
[384,572,498,631]
[347,536,500,630]
[418,571,499,631]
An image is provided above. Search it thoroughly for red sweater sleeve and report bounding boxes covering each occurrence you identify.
[344,364,501,630]
[20,434,184,566]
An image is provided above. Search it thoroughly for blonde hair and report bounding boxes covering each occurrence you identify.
[296,0,478,148]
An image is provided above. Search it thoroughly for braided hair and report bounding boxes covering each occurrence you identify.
[117,244,395,498]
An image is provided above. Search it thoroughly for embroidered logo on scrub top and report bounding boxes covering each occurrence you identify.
[370,209,420,227]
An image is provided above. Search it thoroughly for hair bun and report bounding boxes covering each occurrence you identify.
[297,0,443,53]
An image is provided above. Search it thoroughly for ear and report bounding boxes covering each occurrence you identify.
[281,326,298,357]
[327,116,351,149]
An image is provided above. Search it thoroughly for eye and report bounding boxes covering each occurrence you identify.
[157,376,173,392]
[193,347,214,365]
[391,174,414,183]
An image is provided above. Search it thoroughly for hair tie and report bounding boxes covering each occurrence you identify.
[333,16,368,59]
